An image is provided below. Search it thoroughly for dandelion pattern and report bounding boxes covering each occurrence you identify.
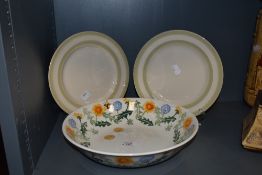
[68,118,76,128]
[143,101,156,113]
[64,99,197,167]
[92,104,105,116]
[113,101,122,111]
[161,104,171,114]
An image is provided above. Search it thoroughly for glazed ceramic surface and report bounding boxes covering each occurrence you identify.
[134,30,223,116]
[62,98,198,167]
[49,31,129,114]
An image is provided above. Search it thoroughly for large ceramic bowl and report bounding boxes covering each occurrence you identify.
[62,98,199,168]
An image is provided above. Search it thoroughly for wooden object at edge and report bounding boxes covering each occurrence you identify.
[242,90,262,151]
[244,9,262,106]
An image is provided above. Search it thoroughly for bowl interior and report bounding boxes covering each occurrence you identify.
[62,98,198,156]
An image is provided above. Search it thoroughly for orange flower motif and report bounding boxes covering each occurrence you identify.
[143,101,156,113]
[92,104,105,117]
[65,125,75,139]
[73,112,83,120]
[183,117,193,129]
[115,156,134,165]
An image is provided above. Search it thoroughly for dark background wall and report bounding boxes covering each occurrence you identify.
[53,0,261,101]
[0,0,58,174]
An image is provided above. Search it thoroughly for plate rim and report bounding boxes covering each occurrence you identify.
[133,30,223,116]
[48,31,129,114]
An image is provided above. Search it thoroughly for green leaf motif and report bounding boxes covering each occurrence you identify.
[173,129,181,143]
[138,117,153,126]
[90,118,96,125]
[154,119,161,126]
[135,100,141,106]
[135,100,145,119]
[165,125,172,131]
[174,112,187,130]
[80,122,87,135]
[103,113,111,119]
[91,128,98,134]
[161,116,176,124]
[85,111,92,120]
[155,107,161,118]
[181,112,187,119]
[95,121,111,127]
[80,141,90,147]
[127,119,133,125]
[115,110,133,122]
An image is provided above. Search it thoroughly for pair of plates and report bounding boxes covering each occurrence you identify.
[48,30,223,115]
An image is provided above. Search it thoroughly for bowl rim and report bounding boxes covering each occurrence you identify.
[62,98,199,156]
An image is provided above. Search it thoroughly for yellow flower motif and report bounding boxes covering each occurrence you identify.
[73,112,83,120]
[92,103,105,117]
[115,156,134,165]
[183,117,193,129]
[123,98,130,104]
[104,100,111,109]
[65,125,75,139]
[175,106,182,114]
[143,101,156,113]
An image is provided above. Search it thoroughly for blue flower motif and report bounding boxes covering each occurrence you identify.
[68,118,76,128]
[161,104,171,114]
[113,101,122,111]
[139,155,155,164]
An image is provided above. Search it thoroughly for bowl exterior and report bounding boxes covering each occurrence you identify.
[81,148,182,168]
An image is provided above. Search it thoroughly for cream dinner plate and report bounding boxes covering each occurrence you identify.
[133,30,223,116]
[49,32,129,114]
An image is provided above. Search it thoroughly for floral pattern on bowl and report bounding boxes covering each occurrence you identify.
[62,98,199,168]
